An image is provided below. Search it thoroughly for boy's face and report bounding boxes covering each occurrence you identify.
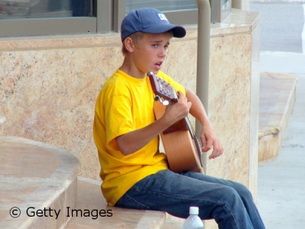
[128,32,172,76]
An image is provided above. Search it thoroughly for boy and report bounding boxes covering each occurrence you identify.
[93,8,265,229]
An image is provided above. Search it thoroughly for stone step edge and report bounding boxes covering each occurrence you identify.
[259,73,297,139]
[258,73,297,161]
[0,136,80,229]
[65,176,168,229]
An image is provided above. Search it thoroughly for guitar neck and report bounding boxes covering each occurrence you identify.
[147,72,194,134]
[147,72,178,103]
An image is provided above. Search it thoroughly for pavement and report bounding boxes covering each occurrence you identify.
[249,2,305,228]
[257,52,305,229]
[250,2,305,52]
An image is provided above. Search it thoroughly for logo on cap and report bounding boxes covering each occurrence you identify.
[158,13,168,21]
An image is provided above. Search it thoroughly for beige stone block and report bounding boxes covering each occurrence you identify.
[207,32,252,186]
[259,129,281,161]
[258,73,297,161]
[67,177,167,229]
[0,136,79,229]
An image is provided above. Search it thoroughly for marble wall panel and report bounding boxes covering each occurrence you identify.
[207,33,252,186]
[0,46,123,178]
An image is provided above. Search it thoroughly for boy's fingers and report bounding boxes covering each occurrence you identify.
[208,142,224,159]
[201,136,207,149]
[201,137,210,152]
[205,137,213,150]
[177,91,181,98]
[177,92,186,100]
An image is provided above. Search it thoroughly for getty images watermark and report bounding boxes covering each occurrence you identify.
[9,206,113,220]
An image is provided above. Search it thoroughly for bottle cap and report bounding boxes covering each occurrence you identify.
[189,206,199,215]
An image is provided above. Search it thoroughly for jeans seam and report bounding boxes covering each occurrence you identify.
[223,201,242,229]
[141,188,219,208]
[124,193,151,210]
[137,188,242,225]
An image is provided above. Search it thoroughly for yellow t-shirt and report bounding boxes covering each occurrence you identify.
[93,69,186,206]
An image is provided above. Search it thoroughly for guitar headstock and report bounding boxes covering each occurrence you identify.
[147,72,178,103]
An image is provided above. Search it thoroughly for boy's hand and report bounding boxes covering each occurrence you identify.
[162,92,192,127]
[200,125,224,159]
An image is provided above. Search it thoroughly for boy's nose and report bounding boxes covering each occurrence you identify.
[158,48,166,57]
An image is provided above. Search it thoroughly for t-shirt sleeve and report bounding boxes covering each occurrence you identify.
[103,84,134,146]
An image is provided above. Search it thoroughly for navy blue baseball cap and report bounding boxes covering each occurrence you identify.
[121,8,186,41]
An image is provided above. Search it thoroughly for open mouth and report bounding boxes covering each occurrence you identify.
[154,61,163,69]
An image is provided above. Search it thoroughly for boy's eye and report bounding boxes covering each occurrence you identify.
[152,44,159,48]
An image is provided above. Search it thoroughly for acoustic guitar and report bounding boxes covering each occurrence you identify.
[147,72,203,173]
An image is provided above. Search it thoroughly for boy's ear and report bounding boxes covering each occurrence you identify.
[123,37,136,53]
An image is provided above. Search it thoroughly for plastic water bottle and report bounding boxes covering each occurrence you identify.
[183,206,204,229]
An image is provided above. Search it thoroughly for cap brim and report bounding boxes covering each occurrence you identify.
[142,24,186,38]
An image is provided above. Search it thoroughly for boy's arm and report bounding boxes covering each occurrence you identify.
[186,89,224,159]
[116,93,191,155]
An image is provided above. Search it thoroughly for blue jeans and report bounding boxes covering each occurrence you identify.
[115,170,265,229]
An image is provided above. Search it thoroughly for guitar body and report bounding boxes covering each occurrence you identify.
[154,101,203,173]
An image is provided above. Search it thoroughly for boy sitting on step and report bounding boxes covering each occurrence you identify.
[93,8,265,229]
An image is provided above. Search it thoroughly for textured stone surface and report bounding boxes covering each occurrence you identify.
[207,32,252,185]
[67,177,166,229]
[0,136,79,229]
[0,46,123,179]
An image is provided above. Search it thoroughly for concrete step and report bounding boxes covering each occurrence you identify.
[258,72,297,161]
[66,177,217,229]
[0,136,170,229]
[0,136,79,229]
[66,177,168,229]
